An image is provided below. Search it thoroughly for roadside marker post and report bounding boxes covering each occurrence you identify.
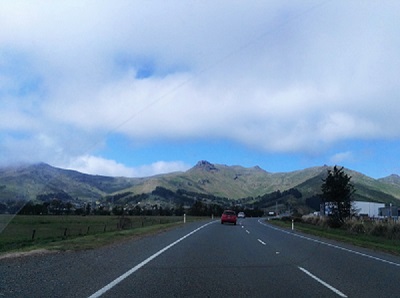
[292,219,294,231]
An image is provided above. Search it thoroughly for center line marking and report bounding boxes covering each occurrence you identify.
[258,239,266,245]
[246,230,250,234]
[298,267,347,297]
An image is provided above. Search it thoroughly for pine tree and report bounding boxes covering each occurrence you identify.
[321,166,355,227]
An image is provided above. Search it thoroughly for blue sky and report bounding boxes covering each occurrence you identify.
[1,1,400,179]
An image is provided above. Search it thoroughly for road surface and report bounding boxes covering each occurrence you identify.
[1,218,399,297]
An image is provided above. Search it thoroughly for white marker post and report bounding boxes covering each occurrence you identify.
[184,213,186,224]
[292,219,294,231]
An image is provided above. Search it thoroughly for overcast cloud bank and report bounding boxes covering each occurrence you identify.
[1,1,399,177]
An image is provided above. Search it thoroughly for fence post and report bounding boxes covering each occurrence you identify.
[32,229,36,240]
[87,226,90,234]
[64,228,68,238]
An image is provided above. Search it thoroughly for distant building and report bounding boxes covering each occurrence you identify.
[320,201,400,219]
[353,201,385,218]
[379,205,400,218]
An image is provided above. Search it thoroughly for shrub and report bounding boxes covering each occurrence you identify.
[302,215,318,225]
[388,223,400,240]
[301,215,329,228]
[370,223,388,237]
[349,222,366,234]
[342,218,376,234]
[327,216,343,228]
[293,216,302,223]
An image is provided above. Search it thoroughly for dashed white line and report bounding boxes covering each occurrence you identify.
[246,230,250,234]
[257,239,266,245]
[298,267,347,297]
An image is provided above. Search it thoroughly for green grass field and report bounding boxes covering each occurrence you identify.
[0,215,194,253]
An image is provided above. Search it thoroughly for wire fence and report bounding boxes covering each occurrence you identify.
[0,215,185,252]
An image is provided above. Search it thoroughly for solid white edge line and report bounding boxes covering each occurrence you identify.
[88,221,216,298]
[258,219,400,267]
[298,267,347,297]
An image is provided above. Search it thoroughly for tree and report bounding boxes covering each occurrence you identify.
[85,203,92,215]
[112,205,124,216]
[321,166,355,227]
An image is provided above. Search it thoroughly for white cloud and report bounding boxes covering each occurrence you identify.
[132,161,191,177]
[330,151,354,165]
[64,155,190,177]
[1,1,400,170]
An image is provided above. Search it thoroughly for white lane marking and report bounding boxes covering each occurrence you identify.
[246,230,250,234]
[258,219,400,267]
[258,239,266,245]
[298,267,347,297]
[88,221,216,298]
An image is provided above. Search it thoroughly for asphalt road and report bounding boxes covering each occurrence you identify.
[1,218,400,297]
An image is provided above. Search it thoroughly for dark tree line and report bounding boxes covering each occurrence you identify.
[17,200,87,215]
[254,188,302,208]
[188,200,224,216]
[4,182,331,218]
[104,192,149,204]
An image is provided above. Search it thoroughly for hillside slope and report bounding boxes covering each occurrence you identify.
[0,163,138,200]
[119,161,331,199]
[1,161,400,206]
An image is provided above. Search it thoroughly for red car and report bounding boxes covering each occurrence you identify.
[221,210,237,225]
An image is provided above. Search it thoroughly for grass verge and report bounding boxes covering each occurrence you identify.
[268,219,400,256]
[28,221,183,252]
[0,215,206,256]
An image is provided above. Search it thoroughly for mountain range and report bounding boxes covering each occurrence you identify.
[1,161,400,211]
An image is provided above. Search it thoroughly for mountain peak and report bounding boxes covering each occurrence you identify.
[252,165,267,172]
[193,160,218,172]
[378,174,400,186]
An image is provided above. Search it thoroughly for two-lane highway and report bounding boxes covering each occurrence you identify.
[1,218,399,297]
[94,218,400,297]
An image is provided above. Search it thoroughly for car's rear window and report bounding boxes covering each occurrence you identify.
[223,211,236,215]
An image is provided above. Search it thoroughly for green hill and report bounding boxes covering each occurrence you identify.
[1,161,400,212]
[0,163,138,201]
